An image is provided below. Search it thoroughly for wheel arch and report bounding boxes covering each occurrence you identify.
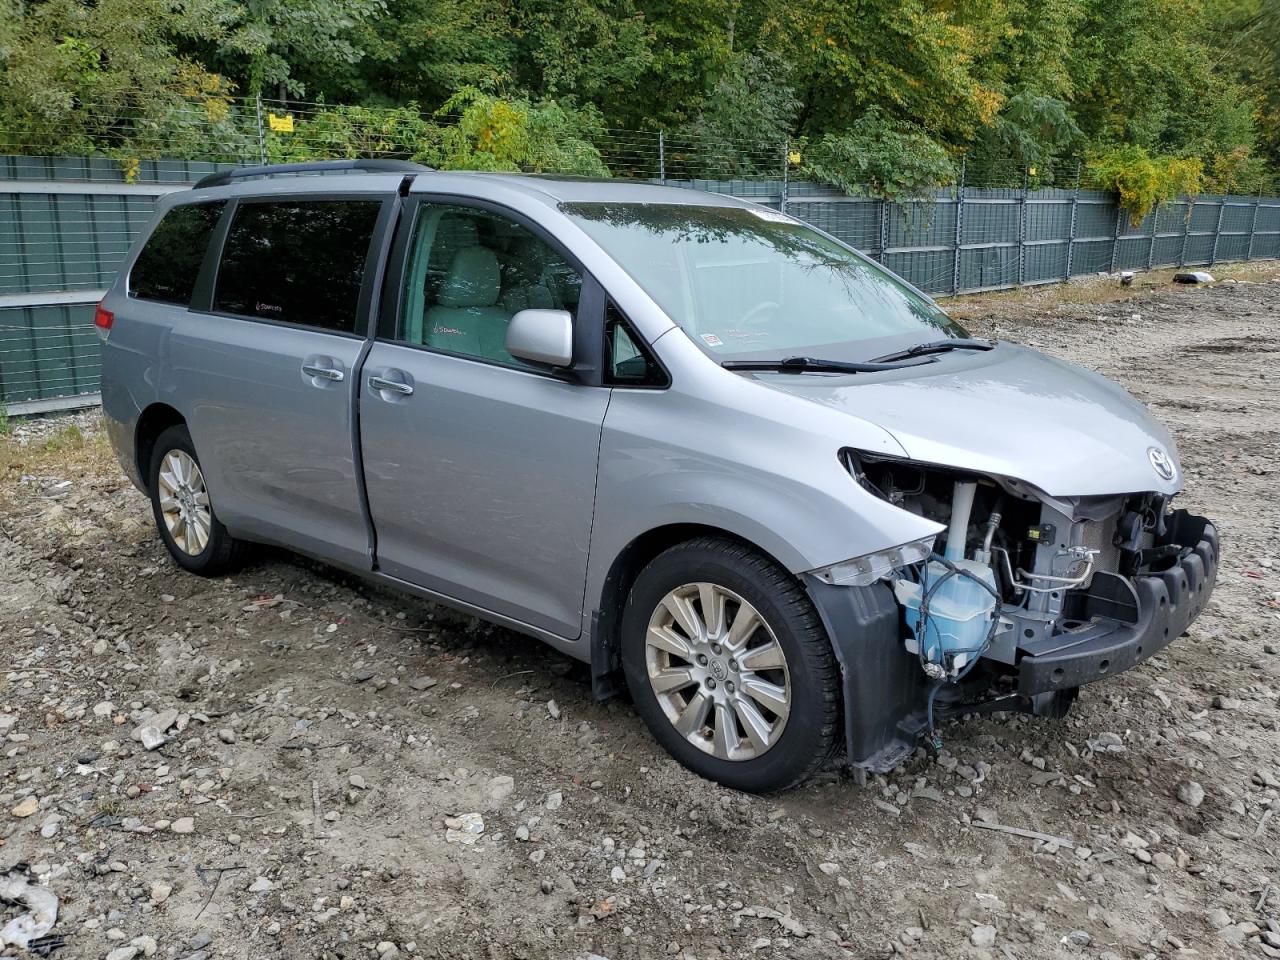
[134,402,187,493]
[588,522,796,699]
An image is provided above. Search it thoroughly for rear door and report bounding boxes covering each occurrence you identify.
[177,194,393,569]
[360,198,611,637]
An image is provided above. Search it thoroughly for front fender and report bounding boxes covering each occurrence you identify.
[584,385,943,641]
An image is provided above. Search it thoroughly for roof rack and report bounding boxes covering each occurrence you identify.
[193,159,431,190]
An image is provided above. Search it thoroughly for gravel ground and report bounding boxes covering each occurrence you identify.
[2,265,1279,960]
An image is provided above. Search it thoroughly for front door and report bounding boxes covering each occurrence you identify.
[360,201,610,637]
[180,196,389,569]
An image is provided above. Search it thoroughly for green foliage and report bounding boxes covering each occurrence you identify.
[669,52,799,178]
[509,0,653,105]
[968,90,1082,184]
[1204,146,1268,195]
[262,90,608,176]
[764,0,1005,148]
[317,0,514,107]
[209,0,385,97]
[801,109,957,201]
[435,89,608,175]
[1217,0,1280,170]
[0,0,233,159]
[266,103,441,163]
[1087,146,1203,223]
[0,0,1276,194]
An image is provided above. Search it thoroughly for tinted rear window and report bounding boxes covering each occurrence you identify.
[213,199,382,333]
[129,202,225,305]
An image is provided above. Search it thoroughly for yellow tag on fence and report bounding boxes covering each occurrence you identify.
[268,112,294,133]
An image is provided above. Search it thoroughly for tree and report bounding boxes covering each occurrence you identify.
[509,0,654,107]
[623,0,739,127]
[967,90,1082,184]
[801,107,957,201]
[669,51,799,177]
[0,0,236,157]
[1065,0,1255,162]
[1214,0,1280,174]
[761,0,1002,146]
[318,0,515,107]
[191,0,384,99]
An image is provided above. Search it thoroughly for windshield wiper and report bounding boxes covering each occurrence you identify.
[721,355,937,374]
[869,337,996,363]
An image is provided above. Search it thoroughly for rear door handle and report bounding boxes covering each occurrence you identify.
[302,363,345,382]
[369,375,414,396]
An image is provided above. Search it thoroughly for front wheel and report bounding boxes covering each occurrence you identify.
[621,537,841,792]
[148,424,247,576]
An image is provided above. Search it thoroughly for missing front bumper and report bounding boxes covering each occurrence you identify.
[806,509,1220,776]
[1015,511,1218,694]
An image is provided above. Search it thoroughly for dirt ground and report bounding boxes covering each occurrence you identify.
[2,263,1280,960]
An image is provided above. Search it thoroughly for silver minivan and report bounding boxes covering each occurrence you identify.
[100,159,1218,791]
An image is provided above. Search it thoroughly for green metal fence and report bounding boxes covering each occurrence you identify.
[2,153,1279,409]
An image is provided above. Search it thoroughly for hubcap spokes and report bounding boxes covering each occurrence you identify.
[645,582,790,761]
[158,450,211,556]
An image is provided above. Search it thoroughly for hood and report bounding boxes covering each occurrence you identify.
[754,343,1181,498]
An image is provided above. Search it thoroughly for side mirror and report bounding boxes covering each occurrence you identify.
[506,309,574,368]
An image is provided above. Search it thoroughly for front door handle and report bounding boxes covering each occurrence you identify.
[369,375,414,397]
[302,363,345,382]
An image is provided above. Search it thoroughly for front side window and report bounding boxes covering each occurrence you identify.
[563,202,966,363]
[129,202,225,305]
[397,203,583,368]
[214,199,382,333]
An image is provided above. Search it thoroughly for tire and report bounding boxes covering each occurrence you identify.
[621,537,840,792]
[148,424,247,576]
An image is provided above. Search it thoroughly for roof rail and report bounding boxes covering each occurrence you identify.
[192,159,431,190]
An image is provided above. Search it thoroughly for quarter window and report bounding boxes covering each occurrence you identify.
[605,305,667,386]
[214,199,382,333]
[397,204,583,368]
[129,202,225,305]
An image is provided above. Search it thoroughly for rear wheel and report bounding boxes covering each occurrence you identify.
[148,424,246,575]
[621,537,840,792]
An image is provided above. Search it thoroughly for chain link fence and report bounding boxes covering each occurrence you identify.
[3,95,1279,410]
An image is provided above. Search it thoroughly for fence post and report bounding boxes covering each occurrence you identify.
[951,157,965,294]
[879,196,889,266]
[658,130,666,184]
[1017,167,1028,286]
[1108,205,1122,274]
[1180,196,1194,267]
[1146,204,1157,271]
[254,94,267,166]
[1210,199,1226,265]
[1064,162,1079,280]
[780,139,789,215]
[1246,187,1261,261]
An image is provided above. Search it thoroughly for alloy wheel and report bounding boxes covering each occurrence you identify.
[157,449,212,556]
[644,582,791,761]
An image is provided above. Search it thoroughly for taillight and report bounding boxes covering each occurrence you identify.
[94,302,114,331]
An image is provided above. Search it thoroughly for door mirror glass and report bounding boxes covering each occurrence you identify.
[505,309,574,368]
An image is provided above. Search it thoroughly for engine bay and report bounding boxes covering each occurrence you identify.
[839,448,1188,754]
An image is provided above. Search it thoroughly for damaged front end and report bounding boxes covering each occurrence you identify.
[806,451,1219,776]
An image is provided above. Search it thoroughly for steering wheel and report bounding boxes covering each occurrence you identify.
[739,300,781,328]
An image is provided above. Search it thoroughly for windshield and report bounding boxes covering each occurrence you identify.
[563,202,966,361]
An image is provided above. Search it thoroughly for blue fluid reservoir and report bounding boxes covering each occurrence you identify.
[894,559,998,675]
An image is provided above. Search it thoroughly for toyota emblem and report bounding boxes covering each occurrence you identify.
[1148,446,1176,482]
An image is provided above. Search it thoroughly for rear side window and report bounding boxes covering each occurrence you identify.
[129,202,225,305]
[214,199,382,333]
